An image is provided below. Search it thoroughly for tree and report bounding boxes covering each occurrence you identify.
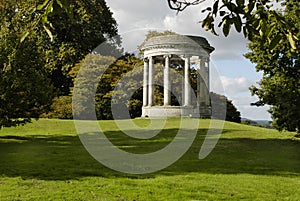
[71,53,142,120]
[95,54,143,119]
[168,1,299,133]
[167,0,298,52]
[245,1,300,133]
[32,0,118,95]
[0,0,118,127]
[210,92,241,123]
[0,1,54,128]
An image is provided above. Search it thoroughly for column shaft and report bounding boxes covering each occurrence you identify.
[204,58,210,106]
[197,68,201,107]
[148,56,154,106]
[184,57,191,106]
[164,55,171,106]
[143,59,149,106]
[199,58,206,105]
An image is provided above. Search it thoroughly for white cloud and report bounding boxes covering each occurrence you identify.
[210,72,253,96]
[210,74,271,120]
[220,76,252,94]
[232,96,271,120]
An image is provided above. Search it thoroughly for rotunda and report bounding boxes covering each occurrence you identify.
[140,34,214,117]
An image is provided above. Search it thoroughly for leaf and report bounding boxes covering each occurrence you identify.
[223,19,231,37]
[242,26,247,37]
[56,0,63,8]
[201,14,213,29]
[20,31,30,43]
[261,19,267,36]
[233,16,242,32]
[201,7,212,13]
[287,31,297,50]
[43,25,54,42]
[45,1,54,15]
[244,2,254,14]
[28,7,37,14]
[269,34,281,50]
[37,0,50,10]
[252,18,260,30]
[56,0,74,21]
[41,1,54,26]
[236,0,245,7]
[266,24,275,38]
[220,11,226,16]
[213,0,219,16]
[227,2,237,12]
[210,24,219,36]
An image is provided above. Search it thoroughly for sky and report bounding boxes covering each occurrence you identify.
[105,0,272,120]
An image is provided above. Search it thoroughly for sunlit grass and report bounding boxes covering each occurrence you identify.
[0,119,299,200]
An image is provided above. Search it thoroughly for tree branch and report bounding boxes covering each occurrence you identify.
[167,0,206,12]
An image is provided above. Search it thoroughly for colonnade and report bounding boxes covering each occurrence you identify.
[142,55,210,110]
[140,34,214,117]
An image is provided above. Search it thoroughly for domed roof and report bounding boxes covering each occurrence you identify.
[141,34,214,54]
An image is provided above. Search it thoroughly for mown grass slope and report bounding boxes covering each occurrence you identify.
[0,119,299,200]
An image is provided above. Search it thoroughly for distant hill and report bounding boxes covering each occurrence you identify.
[241,118,273,129]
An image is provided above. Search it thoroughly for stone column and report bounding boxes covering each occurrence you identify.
[164,55,171,106]
[184,56,191,106]
[196,64,201,108]
[204,57,210,106]
[182,59,185,105]
[198,57,206,106]
[148,56,154,106]
[143,58,149,106]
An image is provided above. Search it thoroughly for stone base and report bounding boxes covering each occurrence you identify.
[141,106,212,118]
[199,106,212,118]
[142,106,196,118]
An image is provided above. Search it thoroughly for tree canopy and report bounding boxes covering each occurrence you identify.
[0,0,118,128]
[169,1,299,133]
[0,0,54,128]
[245,1,300,133]
[31,0,118,95]
[167,0,299,52]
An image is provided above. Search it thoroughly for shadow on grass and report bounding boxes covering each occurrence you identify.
[0,129,299,180]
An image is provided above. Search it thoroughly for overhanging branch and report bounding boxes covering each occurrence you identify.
[167,0,206,12]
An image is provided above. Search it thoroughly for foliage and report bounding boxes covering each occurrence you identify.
[41,96,73,119]
[225,100,241,123]
[0,0,118,128]
[245,1,300,133]
[0,1,54,128]
[168,0,299,52]
[72,53,143,120]
[7,0,118,95]
[71,54,115,119]
[210,92,241,123]
[168,1,299,132]
[35,0,118,95]
[95,54,143,119]
[241,119,255,125]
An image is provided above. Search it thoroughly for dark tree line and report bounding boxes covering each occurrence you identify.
[0,0,118,128]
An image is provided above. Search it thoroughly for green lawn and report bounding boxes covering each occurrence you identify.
[0,119,299,200]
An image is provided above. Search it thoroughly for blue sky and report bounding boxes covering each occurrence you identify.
[105,0,272,120]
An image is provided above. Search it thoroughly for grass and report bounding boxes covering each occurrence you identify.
[0,118,299,200]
